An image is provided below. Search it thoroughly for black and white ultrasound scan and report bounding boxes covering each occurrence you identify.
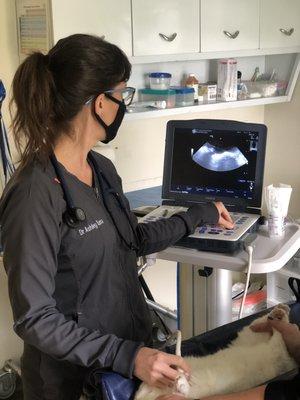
[191,142,248,172]
[170,128,259,200]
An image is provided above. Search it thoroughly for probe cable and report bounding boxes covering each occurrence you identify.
[238,245,254,319]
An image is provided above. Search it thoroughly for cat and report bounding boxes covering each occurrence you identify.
[135,304,298,400]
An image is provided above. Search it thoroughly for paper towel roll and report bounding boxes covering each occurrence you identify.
[264,183,292,217]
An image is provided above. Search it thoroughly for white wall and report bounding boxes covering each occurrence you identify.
[0,0,299,364]
[0,0,23,366]
[115,106,265,192]
[0,261,22,366]
[264,77,300,218]
[127,106,265,310]
[0,0,19,122]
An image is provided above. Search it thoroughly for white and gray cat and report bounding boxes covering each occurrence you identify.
[135,304,298,400]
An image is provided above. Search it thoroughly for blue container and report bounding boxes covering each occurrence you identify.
[149,72,172,89]
[171,86,195,106]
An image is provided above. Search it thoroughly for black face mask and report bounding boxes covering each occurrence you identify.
[94,94,126,144]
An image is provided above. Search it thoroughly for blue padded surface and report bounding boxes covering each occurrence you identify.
[125,186,162,209]
[168,303,300,357]
[101,372,139,400]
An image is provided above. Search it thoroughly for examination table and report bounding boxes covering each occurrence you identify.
[83,301,300,400]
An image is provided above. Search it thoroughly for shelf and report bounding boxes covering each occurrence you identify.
[129,47,300,65]
[158,223,300,274]
[125,95,290,121]
[125,53,300,121]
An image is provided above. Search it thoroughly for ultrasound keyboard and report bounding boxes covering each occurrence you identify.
[140,205,260,253]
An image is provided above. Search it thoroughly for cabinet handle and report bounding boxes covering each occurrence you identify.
[159,33,177,42]
[279,28,294,36]
[223,30,240,39]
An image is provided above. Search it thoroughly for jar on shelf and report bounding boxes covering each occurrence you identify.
[185,74,199,101]
[139,88,176,108]
[171,86,195,107]
[149,72,172,90]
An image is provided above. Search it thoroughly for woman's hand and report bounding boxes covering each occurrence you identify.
[251,318,300,362]
[134,347,190,389]
[155,396,185,400]
[214,202,234,229]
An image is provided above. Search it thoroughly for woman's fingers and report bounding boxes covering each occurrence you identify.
[157,364,179,381]
[163,353,191,376]
[155,396,185,400]
[214,202,234,229]
[221,205,233,224]
[219,216,234,229]
[250,321,273,334]
[134,348,190,389]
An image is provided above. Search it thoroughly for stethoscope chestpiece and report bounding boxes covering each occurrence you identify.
[64,207,86,229]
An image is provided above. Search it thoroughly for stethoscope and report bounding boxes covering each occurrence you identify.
[289,277,300,302]
[50,152,138,251]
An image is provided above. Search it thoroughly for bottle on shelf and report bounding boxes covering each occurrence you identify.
[217,59,238,102]
[185,73,199,102]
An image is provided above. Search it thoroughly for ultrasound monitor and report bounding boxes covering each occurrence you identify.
[162,119,267,211]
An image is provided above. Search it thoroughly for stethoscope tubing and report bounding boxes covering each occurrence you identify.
[50,152,138,251]
[88,152,138,250]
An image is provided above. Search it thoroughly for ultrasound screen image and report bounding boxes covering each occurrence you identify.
[191,142,248,172]
[170,128,259,200]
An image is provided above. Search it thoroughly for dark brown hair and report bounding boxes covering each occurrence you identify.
[10,34,131,168]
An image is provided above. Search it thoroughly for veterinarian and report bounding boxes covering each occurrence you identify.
[156,318,300,400]
[0,34,234,400]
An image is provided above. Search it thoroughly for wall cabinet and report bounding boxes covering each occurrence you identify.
[14,0,300,194]
[131,0,199,56]
[47,0,300,60]
[16,0,300,122]
[260,0,300,50]
[201,0,260,53]
[51,0,132,55]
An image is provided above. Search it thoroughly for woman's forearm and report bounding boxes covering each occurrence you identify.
[201,385,266,400]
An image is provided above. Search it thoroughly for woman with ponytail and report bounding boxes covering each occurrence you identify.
[0,34,233,399]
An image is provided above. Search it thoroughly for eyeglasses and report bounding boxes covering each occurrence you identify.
[105,86,136,106]
[85,86,136,107]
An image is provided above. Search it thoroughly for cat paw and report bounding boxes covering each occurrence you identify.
[269,304,290,322]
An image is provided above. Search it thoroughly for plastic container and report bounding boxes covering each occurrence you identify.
[149,73,172,90]
[185,74,199,101]
[242,81,278,99]
[139,88,176,108]
[217,59,237,102]
[276,80,288,96]
[171,86,194,106]
[198,83,217,103]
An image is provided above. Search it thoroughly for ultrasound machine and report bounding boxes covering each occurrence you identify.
[141,119,267,253]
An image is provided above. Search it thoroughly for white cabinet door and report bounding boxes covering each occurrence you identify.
[261,0,300,49]
[132,0,199,56]
[51,0,132,56]
[201,0,259,52]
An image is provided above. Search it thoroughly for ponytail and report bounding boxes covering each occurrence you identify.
[10,52,56,169]
[10,34,131,170]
